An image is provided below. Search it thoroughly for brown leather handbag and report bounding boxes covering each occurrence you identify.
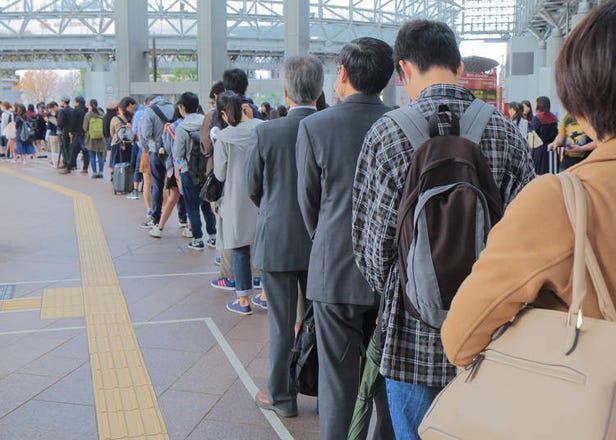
[419,172,616,439]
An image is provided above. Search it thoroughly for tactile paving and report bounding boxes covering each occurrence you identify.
[0,297,42,312]
[40,287,84,319]
[73,197,169,440]
[1,168,169,440]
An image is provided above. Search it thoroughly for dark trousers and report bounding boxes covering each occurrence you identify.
[200,199,216,236]
[177,194,187,224]
[149,152,166,224]
[180,172,203,240]
[262,271,308,413]
[313,301,378,440]
[69,133,88,170]
[58,132,71,167]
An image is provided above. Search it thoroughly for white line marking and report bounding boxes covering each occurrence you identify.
[0,308,41,314]
[204,317,293,440]
[0,316,294,438]
[2,271,220,286]
[0,325,85,336]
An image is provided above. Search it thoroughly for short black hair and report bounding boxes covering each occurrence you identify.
[535,96,551,113]
[74,96,85,106]
[556,1,616,141]
[337,37,394,96]
[179,91,199,114]
[209,81,224,100]
[216,91,243,127]
[394,19,461,79]
[223,68,249,95]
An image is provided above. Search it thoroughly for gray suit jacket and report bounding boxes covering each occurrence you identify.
[246,107,315,272]
[296,93,390,305]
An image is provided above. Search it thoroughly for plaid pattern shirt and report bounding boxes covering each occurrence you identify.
[352,85,536,386]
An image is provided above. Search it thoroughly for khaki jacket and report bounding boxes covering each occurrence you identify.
[442,138,616,367]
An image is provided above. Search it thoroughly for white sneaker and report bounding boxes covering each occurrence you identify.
[149,225,162,238]
[182,228,193,238]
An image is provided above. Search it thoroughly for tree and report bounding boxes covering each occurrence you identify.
[14,70,61,103]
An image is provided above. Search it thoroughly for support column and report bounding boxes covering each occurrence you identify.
[546,28,563,67]
[197,0,227,103]
[284,0,310,58]
[534,39,546,71]
[571,1,592,29]
[114,0,148,99]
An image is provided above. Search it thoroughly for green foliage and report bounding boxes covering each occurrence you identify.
[250,92,285,108]
[167,68,198,82]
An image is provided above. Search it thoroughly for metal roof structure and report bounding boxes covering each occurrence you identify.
[0,0,521,71]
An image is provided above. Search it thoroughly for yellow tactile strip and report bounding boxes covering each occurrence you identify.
[0,167,169,440]
[40,287,84,319]
[0,297,42,312]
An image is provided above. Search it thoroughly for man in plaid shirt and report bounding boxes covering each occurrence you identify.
[352,20,535,439]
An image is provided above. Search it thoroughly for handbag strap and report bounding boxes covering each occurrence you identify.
[559,172,616,322]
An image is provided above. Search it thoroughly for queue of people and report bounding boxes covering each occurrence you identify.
[2,4,615,438]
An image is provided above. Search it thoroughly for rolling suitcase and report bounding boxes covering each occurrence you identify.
[113,162,133,194]
[548,148,560,174]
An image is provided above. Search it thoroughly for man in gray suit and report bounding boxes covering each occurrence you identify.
[296,38,395,439]
[246,55,324,418]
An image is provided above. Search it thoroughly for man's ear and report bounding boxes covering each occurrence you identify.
[399,60,412,84]
[456,61,465,80]
[339,64,349,83]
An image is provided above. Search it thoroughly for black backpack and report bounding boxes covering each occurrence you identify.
[290,303,318,396]
[180,128,208,186]
[388,100,504,329]
[20,118,36,143]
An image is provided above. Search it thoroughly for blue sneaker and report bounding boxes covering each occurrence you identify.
[253,277,263,289]
[251,294,268,311]
[211,277,235,290]
[226,299,252,316]
[214,255,221,266]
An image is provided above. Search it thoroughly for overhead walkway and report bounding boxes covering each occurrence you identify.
[0,159,319,439]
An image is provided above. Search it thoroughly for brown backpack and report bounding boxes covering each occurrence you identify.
[388,100,503,328]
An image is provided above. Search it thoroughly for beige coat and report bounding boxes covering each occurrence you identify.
[442,137,616,366]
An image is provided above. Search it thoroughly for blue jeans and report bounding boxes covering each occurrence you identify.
[132,145,143,183]
[89,151,104,174]
[232,245,252,296]
[385,378,442,440]
[180,172,203,240]
[149,152,166,224]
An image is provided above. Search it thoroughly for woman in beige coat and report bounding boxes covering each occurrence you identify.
[442,2,616,367]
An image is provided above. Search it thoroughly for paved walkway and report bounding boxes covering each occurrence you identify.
[0,158,320,440]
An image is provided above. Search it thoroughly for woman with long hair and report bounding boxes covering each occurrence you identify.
[149,102,185,238]
[1,101,16,161]
[508,101,528,137]
[83,99,106,178]
[14,103,36,163]
[521,99,533,122]
[214,91,263,315]
[108,96,137,178]
[529,96,558,174]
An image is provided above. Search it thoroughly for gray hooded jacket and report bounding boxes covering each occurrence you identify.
[138,96,174,153]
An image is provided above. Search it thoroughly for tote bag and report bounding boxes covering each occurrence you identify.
[3,113,16,139]
[419,172,616,440]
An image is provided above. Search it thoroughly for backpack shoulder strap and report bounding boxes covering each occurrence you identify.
[151,105,169,124]
[385,107,430,148]
[459,99,495,144]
